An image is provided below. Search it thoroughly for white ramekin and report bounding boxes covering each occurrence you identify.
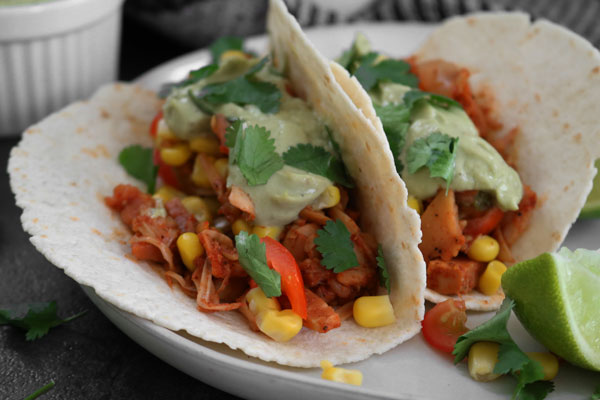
[0,0,125,136]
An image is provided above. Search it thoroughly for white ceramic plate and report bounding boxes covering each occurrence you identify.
[85,23,600,400]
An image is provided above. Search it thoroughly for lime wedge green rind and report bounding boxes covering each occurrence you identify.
[580,159,600,219]
[502,248,600,372]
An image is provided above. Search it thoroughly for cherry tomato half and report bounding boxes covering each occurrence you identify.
[422,299,468,353]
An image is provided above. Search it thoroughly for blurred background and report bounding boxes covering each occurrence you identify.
[1,0,598,399]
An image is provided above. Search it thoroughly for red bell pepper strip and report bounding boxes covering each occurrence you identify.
[149,110,163,138]
[463,207,504,237]
[211,114,230,155]
[261,237,307,319]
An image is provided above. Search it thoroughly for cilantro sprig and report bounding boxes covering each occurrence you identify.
[235,231,281,297]
[376,245,391,294]
[0,302,86,341]
[24,381,55,400]
[406,132,459,189]
[226,121,284,185]
[191,57,282,114]
[314,219,359,273]
[210,36,244,64]
[118,145,158,194]
[373,103,410,172]
[453,299,555,400]
[354,53,419,91]
[403,89,462,110]
[283,143,353,188]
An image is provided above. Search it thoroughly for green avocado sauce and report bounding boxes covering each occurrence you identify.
[163,57,334,227]
[374,82,523,211]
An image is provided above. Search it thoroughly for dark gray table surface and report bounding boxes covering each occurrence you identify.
[0,14,242,400]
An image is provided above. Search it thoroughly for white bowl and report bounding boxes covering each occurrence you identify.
[0,0,125,136]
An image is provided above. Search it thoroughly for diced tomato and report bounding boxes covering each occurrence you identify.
[149,110,163,138]
[463,207,504,237]
[261,237,307,319]
[152,148,180,189]
[422,299,468,353]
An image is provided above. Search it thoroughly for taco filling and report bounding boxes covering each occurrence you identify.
[337,35,537,300]
[105,47,394,341]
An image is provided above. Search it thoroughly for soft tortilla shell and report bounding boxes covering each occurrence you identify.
[414,13,600,310]
[8,1,425,367]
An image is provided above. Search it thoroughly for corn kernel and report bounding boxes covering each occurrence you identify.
[252,225,282,240]
[214,158,229,179]
[232,219,251,235]
[153,185,184,203]
[352,295,396,328]
[320,360,363,386]
[181,196,212,222]
[478,260,507,296]
[468,235,500,262]
[189,136,221,155]
[256,309,303,342]
[191,154,214,189]
[160,143,192,167]
[220,49,247,63]
[468,342,502,382]
[246,287,280,315]
[155,119,178,145]
[407,195,422,215]
[526,352,559,380]
[176,232,204,271]
[313,186,341,209]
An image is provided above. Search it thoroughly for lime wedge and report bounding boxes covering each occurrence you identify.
[580,159,600,219]
[501,248,600,371]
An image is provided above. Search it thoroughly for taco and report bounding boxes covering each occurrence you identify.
[8,0,425,367]
[332,13,600,311]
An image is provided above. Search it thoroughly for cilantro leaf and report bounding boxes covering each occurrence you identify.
[0,302,86,341]
[314,219,359,273]
[282,143,354,188]
[518,381,554,400]
[210,36,243,64]
[336,33,372,74]
[159,64,219,98]
[376,245,391,294]
[232,124,284,186]
[235,231,281,297]
[354,53,419,91]
[453,299,550,400]
[373,103,410,173]
[118,145,158,194]
[195,57,282,114]
[406,132,458,189]
[592,385,600,400]
[403,89,462,110]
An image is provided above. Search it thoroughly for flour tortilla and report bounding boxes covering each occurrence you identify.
[8,0,425,367]
[339,13,600,310]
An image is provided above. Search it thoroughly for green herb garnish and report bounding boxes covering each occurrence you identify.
[314,219,359,273]
[24,380,55,400]
[283,143,353,188]
[354,53,419,91]
[118,145,158,194]
[453,299,555,400]
[376,245,391,294]
[194,57,282,114]
[406,132,458,189]
[210,36,244,64]
[226,122,283,186]
[0,302,86,341]
[235,231,281,297]
[403,89,462,110]
[373,103,411,173]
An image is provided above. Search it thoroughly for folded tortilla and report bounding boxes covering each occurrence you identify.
[332,13,600,310]
[8,0,425,367]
